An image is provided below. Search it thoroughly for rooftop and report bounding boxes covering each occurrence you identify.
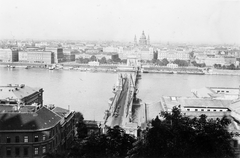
[161,96,232,110]
[0,84,42,101]
[52,106,70,117]
[192,87,239,100]
[0,104,37,113]
[0,106,62,131]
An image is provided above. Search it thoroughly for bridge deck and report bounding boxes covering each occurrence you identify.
[110,78,129,127]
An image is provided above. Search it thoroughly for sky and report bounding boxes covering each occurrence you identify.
[0,0,240,44]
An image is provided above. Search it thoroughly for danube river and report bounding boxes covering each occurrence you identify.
[1,67,240,121]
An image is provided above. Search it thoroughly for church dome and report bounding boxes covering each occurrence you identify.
[140,31,146,39]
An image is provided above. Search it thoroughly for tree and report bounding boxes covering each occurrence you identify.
[100,57,107,64]
[121,59,127,64]
[228,64,235,70]
[151,58,157,64]
[189,51,194,59]
[146,60,151,64]
[107,59,113,64]
[75,112,88,139]
[173,59,188,66]
[161,58,169,66]
[70,126,136,158]
[128,106,235,158]
[214,64,222,69]
[112,57,121,63]
[191,61,198,67]
[90,55,97,61]
[104,126,135,157]
[83,58,90,64]
[156,59,162,65]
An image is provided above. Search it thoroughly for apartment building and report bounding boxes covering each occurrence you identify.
[0,105,75,158]
[0,48,18,62]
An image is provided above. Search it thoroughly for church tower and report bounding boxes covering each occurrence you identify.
[134,35,137,46]
[148,35,150,46]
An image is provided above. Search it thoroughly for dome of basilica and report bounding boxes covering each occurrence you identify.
[140,31,146,39]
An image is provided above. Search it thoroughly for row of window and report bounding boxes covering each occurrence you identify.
[5,135,46,143]
[6,146,46,156]
[186,108,227,112]
[217,90,230,93]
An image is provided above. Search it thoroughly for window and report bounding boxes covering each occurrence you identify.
[34,136,38,142]
[15,147,20,156]
[187,109,190,111]
[213,110,216,112]
[195,109,198,111]
[15,136,19,143]
[234,140,238,147]
[42,146,46,153]
[6,147,11,156]
[49,143,51,151]
[201,109,204,111]
[24,136,28,143]
[24,147,28,156]
[6,137,11,143]
[170,97,177,101]
[43,135,46,141]
[207,109,210,111]
[34,147,39,155]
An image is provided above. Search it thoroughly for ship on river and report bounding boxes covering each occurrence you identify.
[142,68,174,74]
[176,71,205,75]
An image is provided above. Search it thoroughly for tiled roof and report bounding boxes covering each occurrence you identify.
[52,106,70,117]
[0,85,42,100]
[162,96,232,110]
[0,106,61,131]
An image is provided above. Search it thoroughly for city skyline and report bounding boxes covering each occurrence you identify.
[0,0,240,45]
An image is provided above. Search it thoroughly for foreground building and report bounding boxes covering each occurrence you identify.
[147,86,240,157]
[0,104,75,158]
[0,84,75,157]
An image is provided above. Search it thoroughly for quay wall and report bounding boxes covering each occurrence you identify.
[1,62,240,76]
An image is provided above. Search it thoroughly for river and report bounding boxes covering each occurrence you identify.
[1,67,240,121]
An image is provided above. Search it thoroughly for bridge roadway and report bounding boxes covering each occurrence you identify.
[110,77,130,127]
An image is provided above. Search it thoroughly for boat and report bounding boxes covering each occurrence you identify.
[6,65,15,68]
[48,67,55,70]
[142,68,173,74]
[156,70,174,74]
[177,71,205,75]
[142,70,149,73]
[187,71,205,75]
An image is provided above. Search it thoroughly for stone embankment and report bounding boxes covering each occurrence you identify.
[206,69,240,76]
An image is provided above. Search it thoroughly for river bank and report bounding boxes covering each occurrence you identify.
[1,62,240,76]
